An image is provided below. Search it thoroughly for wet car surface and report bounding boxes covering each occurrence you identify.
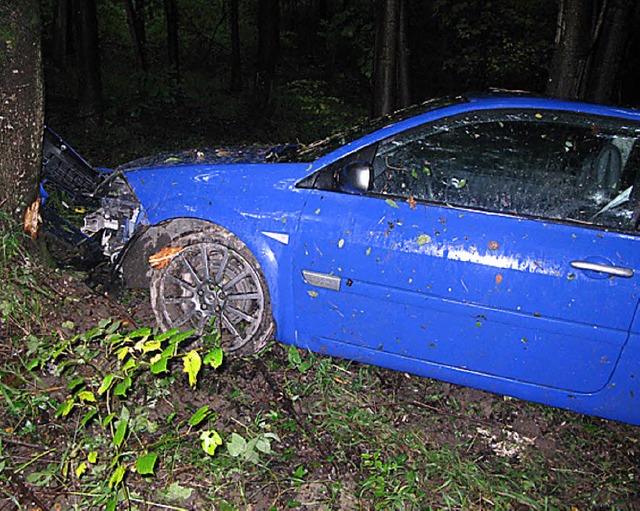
[41,93,640,425]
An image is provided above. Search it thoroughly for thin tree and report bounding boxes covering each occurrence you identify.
[546,0,637,103]
[124,0,147,73]
[229,0,242,92]
[71,0,102,118]
[164,0,180,86]
[255,0,280,115]
[0,0,44,222]
[372,0,410,117]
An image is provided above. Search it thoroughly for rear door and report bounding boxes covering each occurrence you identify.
[293,109,640,393]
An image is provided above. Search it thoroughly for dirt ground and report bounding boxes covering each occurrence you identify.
[1,260,640,510]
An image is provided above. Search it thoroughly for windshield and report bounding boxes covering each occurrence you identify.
[288,95,467,162]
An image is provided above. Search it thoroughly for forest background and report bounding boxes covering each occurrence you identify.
[40,0,640,169]
[1,1,640,509]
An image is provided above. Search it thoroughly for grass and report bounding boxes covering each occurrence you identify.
[1,204,639,509]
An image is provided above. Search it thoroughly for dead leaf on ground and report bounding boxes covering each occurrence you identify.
[149,246,184,269]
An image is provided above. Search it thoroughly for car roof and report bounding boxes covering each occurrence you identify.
[463,91,640,121]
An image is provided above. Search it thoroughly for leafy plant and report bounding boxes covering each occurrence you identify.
[26,319,225,509]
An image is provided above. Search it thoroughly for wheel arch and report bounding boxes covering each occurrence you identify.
[120,218,278,291]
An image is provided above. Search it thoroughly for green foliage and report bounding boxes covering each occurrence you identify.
[25,319,226,508]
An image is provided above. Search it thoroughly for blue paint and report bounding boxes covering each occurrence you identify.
[59,94,640,425]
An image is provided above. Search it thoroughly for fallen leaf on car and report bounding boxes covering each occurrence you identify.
[149,246,184,269]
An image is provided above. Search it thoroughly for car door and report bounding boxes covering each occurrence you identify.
[293,109,640,394]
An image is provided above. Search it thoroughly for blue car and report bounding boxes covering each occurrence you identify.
[41,93,640,426]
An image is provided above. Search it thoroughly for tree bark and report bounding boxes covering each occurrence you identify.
[0,0,44,222]
[52,0,70,68]
[545,0,593,99]
[372,0,400,117]
[71,0,102,118]
[255,0,280,116]
[124,0,147,73]
[397,0,411,109]
[229,0,242,92]
[164,0,180,85]
[582,0,636,103]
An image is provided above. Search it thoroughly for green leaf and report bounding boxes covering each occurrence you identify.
[75,461,87,478]
[67,377,85,391]
[200,429,223,455]
[113,419,128,447]
[87,451,98,464]
[226,432,247,457]
[135,452,158,475]
[188,405,210,426]
[155,328,179,342]
[203,348,223,369]
[81,409,97,427]
[113,376,132,397]
[150,355,169,374]
[98,373,116,395]
[103,412,116,427]
[288,345,302,366]
[56,398,74,417]
[165,482,193,501]
[182,350,202,388]
[128,326,152,339]
[255,436,272,454]
[170,329,196,346]
[141,339,161,353]
[417,234,432,246]
[121,357,136,372]
[385,198,399,208]
[77,390,96,402]
[108,464,126,488]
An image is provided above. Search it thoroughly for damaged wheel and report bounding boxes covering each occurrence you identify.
[150,232,273,355]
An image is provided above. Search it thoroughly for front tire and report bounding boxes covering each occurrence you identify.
[150,231,273,356]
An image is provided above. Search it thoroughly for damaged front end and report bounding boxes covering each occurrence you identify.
[40,128,148,279]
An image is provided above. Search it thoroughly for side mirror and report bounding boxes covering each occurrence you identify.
[336,161,372,194]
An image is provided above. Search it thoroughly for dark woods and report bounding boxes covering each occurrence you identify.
[38,0,640,141]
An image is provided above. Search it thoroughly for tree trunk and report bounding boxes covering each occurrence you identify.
[229,0,242,92]
[164,0,180,85]
[0,0,44,222]
[52,0,70,68]
[545,0,593,99]
[124,0,147,73]
[582,0,636,103]
[72,0,102,118]
[397,0,411,109]
[372,0,400,117]
[255,0,280,116]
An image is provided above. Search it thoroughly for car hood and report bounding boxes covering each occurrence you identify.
[119,144,299,171]
[122,159,311,227]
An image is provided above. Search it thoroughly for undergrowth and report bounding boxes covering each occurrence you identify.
[1,215,639,509]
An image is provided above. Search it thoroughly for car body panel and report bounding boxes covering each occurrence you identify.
[43,93,640,425]
[293,191,636,394]
[124,163,309,342]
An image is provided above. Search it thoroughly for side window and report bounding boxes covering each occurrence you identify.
[371,111,640,231]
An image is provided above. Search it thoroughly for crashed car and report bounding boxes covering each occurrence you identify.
[41,93,640,426]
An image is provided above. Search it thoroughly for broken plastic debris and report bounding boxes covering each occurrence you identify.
[149,246,184,269]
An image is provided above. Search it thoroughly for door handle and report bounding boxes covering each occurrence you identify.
[570,260,634,278]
